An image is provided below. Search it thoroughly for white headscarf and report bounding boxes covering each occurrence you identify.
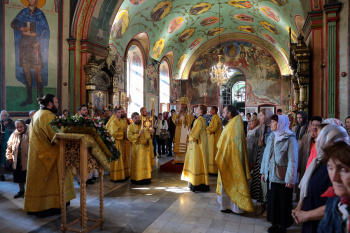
[299,123,349,203]
[273,115,294,145]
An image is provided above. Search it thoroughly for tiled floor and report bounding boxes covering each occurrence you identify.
[0,157,302,233]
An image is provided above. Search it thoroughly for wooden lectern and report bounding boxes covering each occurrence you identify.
[55,133,111,233]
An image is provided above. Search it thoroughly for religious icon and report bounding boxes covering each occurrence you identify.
[200,17,219,26]
[225,42,239,57]
[151,1,172,21]
[189,3,211,15]
[167,17,184,34]
[261,33,276,45]
[207,27,225,36]
[11,0,49,106]
[177,54,187,72]
[234,14,254,22]
[152,38,165,59]
[129,0,147,5]
[189,38,202,50]
[111,9,129,39]
[285,26,297,42]
[260,21,279,35]
[260,6,280,22]
[270,0,286,6]
[228,0,252,8]
[178,28,195,43]
[238,25,255,33]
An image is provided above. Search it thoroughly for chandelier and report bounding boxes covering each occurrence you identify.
[210,2,228,86]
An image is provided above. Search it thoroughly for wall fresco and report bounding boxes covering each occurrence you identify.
[145,64,158,95]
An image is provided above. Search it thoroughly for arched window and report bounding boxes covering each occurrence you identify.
[127,45,144,116]
[232,81,246,103]
[159,60,170,112]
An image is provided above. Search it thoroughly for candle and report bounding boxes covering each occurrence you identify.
[152,98,154,110]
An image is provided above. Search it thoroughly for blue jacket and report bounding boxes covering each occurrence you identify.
[317,197,343,233]
[260,132,298,184]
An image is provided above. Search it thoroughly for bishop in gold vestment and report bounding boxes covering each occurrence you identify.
[172,97,194,163]
[106,108,126,181]
[127,112,153,185]
[24,95,75,215]
[206,107,222,174]
[181,105,209,192]
[216,106,254,213]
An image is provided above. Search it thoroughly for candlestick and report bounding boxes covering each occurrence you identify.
[152,98,154,111]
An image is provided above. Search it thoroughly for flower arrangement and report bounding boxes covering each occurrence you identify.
[49,116,120,161]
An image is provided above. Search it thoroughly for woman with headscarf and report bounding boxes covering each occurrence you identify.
[6,120,29,198]
[292,124,349,233]
[250,109,273,215]
[261,115,298,233]
[293,111,309,144]
[0,110,15,135]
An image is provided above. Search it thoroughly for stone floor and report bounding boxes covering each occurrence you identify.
[0,157,302,233]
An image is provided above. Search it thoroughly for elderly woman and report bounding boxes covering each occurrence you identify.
[250,109,273,215]
[317,139,350,232]
[261,115,298,233]
[0,110,15,135]
[6,120,29,198]
[292,123,349,233]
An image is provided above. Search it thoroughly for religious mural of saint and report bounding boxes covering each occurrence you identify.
[178,28,195,43]
[260,6,280,22]
[167,17,184,34]
[11,0,50,106]
[152,38,165,59]
[228,0,252,8]
[111,9,129,39]
[238,25,255,33]
[151,2,172,21]
[130,0,147,5]
[234,14,254,22]
[200,17,219,27]
[189,38,202,50]
[261,33,276,45]
[207,27,225,36]
[189,3,211,15]
[260,21,279,35]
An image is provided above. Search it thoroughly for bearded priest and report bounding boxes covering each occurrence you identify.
[206,106,222,174]
[216,105,254,214]
[127,112,154,185]
[172,97,194,163]
[24,94,76,217]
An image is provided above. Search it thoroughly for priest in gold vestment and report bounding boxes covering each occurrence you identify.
[106,107,126,181]
[127,112,154,185]
[181,105,209,192]
[172,97,194,163]
[24,94,76,217]
[206,106,222,174]
[120,107,130,177]
[216,105,254,214]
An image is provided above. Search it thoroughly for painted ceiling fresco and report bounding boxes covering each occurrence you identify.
[108,0,305,79]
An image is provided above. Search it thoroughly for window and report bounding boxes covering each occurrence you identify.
[127,45,144,116]
[232,81,246,103]
[159,60,170,107]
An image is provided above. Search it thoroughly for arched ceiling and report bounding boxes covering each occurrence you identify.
[108,0,306,79]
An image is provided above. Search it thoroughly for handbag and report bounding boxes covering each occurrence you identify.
[275,163,287,180]
[160,130,170,140]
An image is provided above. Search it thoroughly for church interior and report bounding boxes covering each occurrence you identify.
[0,0,350,232]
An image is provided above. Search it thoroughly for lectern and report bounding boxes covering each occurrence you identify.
[55,133,111,233]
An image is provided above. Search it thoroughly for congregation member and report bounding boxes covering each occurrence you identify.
[181,105,209,192]
[294,111,309,145]
[250,109,273,215]
[25,94,75,217]
[239,111,248,135]
[206,106,222,174]
[216,105,253,214]
[61,109,69,119]
[1,110,16,135]
[167,109,176,157]
[288,113,294,130]
[104,110,112,125]
[127,112,154,185]
[0,121,10,181]
[261,114,298,233]
[345,116,350,136]
[6,120,29,198]
[292,123,348,233]
[318,139,350,233]
[154,113,168,158]
[298,116,323,182]
[172,97,194,163]
[247,113,261,175]
[277,109,283,115]
[246,112,252,132]
[106,107,126,182]
[25,110,36,124]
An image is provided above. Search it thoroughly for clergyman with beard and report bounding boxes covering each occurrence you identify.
[127,112,152,185]
[24,94,76,217]
[215,105,254,214]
